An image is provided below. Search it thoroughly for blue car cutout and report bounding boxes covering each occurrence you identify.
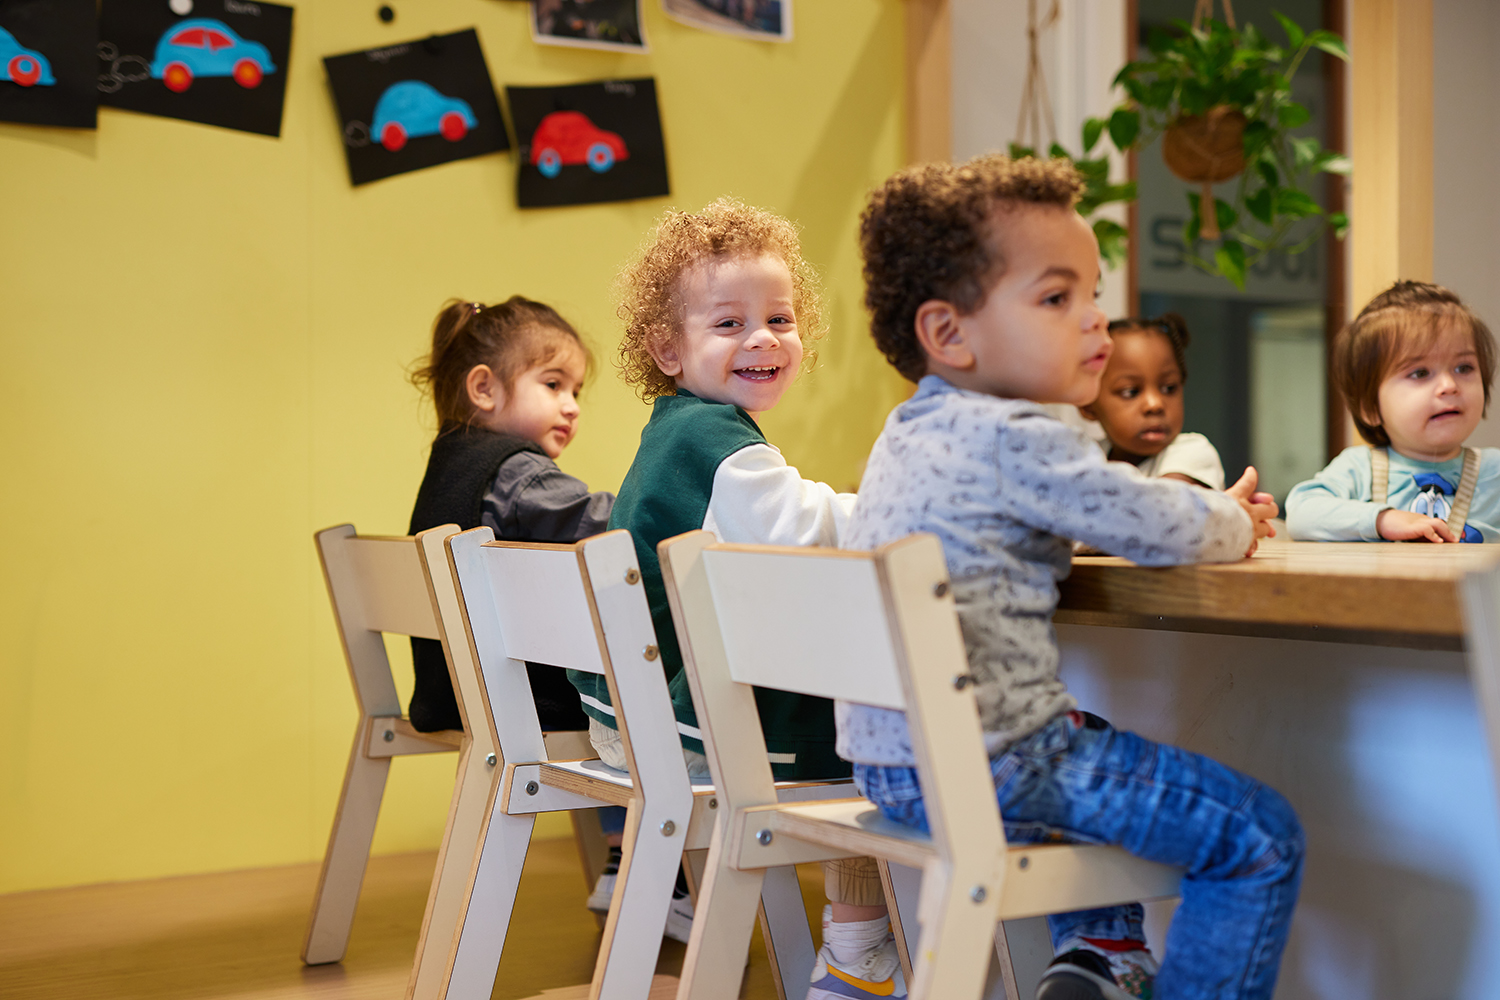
[149,18,275,93]
[0,25,54,87]
[372,81,477,152]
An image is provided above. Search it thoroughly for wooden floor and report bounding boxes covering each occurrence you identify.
[0,837,828,1000]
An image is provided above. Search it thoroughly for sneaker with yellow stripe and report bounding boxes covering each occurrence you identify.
[806,936,906,1000]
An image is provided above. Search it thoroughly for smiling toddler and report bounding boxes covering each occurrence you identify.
[1287,280,1500,543]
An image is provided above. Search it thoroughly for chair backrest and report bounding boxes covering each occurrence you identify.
[445,527,691,799]
[662,530,1004,862]
[316,524,453,720]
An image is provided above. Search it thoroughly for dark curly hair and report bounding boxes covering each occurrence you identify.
[1108,313,1191,381]
[859,155,1085,382]
[1334,280,1496,447]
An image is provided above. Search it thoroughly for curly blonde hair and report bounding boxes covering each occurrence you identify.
[616,197,826,401]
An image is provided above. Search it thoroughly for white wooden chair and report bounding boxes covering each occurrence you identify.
[303,524,600,998]
[659,531,1184,1000]
[441,526,848,1000]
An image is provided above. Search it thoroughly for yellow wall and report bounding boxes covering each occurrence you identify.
[0,1,908,893]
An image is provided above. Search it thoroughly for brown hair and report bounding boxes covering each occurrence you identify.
[615,197,825,401]
[859,154,1085,382]
[1334,280,1497,447]
[410,296,591,428]
[1108,313,1192,381]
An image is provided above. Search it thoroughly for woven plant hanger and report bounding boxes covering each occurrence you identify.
[1180,0,1240,238]
[1015,0,1061,153]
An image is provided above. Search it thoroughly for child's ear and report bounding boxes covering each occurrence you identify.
[466,364,506,414]
[913,299,975,371]
[1078,403,1100,422]
[647,335,684,378]
[1361,404,1382,427]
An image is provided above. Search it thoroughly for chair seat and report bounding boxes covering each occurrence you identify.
[742,797,1181,921]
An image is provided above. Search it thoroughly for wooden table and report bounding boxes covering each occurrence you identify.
[1050,536,1500,997]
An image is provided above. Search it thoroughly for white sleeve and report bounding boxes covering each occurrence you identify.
[702,443,857,547]
[1151,432,1226,490]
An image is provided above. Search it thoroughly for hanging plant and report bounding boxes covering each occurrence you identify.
[1009,0,1135,270]
[1105,5,1350,288]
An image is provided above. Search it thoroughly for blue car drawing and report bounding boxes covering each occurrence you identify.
[149,18,275,93]
[371,81,478,152]
[0,25,54,87]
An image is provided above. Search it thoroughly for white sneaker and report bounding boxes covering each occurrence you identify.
[806,935,907,1000]
[663,891,693,944]
[586,871,615,913]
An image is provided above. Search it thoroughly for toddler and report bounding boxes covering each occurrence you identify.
[407,297,610,733]
[845,154,1300,1000]
[1287,280,1500,543]
[1081,313,1225,489]
[570,198,899,1000]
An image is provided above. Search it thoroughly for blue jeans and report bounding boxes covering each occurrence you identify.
[853,712,1304,1000]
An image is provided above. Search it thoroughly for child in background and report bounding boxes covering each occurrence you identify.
[847,155,1298,1000]
[572,198,899,1000]
[1081,313,1225,489]
[1287,280,1500,543]
[407,297,634,932]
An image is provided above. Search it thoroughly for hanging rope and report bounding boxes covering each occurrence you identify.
[1191,0,1236,31]
[1014,0,1061,152]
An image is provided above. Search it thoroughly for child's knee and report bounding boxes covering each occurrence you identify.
[1242,782,1304,882]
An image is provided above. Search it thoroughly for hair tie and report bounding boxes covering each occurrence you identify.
[471,301,483,315]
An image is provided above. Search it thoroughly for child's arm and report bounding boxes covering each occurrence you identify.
[1282,446,1455,542]
[1002,412,1254,564]
[702,444,855,547]
[485,452,615,543]
[1152,432,1226,490]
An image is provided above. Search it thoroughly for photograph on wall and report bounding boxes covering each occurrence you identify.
[507,77,668,209]
[531,0,647,54]
[660,0,789,42]
[98,0,293,137]
[0,0,97,128]
[324,30,509,187]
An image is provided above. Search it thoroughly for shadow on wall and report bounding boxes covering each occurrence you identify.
[1056,624,1490,999]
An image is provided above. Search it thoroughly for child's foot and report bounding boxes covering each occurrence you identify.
[1036,938,1158,1000]
[806,906,907,1000]
[586,845,622,913]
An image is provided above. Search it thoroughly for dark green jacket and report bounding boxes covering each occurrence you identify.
[569,391,848,780]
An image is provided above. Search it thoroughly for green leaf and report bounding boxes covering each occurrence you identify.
[1247,188,1274,225]
[1272,10,1305,50]
[1185,192,1203,245]
[1108,108,1141,149]
[1314,151,1352,175]
[1215,197,1238,232]
[1307,30,1350,60]
[1257,160,1280,189]
[1292,136,1320,168]
[1216,240,1248,289]
[1278,102,1311,129]
[1048,142,1070,160]
[1082,117,1106,153]
[1009,142,1035,160]
[1328,211,1350,239]
[1275,188,1321,218]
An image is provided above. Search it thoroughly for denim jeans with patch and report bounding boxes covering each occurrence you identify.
[853,712,1304,1000]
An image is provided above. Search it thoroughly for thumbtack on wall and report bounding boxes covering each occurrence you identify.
[169,0,192,14]
[378,5,394,23]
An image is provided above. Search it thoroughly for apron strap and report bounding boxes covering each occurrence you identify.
[1447,447,1482,539]
[1370,446,1390,505]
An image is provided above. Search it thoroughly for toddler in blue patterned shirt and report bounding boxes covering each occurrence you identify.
[843,154,1298,1000]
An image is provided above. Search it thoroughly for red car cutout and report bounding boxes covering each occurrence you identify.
[529,111,628,178]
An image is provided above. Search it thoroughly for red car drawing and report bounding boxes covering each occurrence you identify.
[529,111,629,178]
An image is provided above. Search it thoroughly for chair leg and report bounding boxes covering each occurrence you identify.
[756,865,815,1000]
[592,805,681,1000]
[438,804,537,1000]
[907,864,993,1000]
[878,860,921,988]
[675,846,767,1000]
[302,720,392,965]
[405,742,495,1000]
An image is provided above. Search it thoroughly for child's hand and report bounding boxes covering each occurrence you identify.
[1226,466,1279,557]
[1377,508,1457,543]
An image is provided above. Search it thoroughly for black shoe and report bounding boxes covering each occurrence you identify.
[1035,950,1134,1000]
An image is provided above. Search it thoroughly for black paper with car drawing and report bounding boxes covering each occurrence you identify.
[507,77,669,209]
[0,0,97,128]
[324,28,509,187]
[98,0,293,137]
